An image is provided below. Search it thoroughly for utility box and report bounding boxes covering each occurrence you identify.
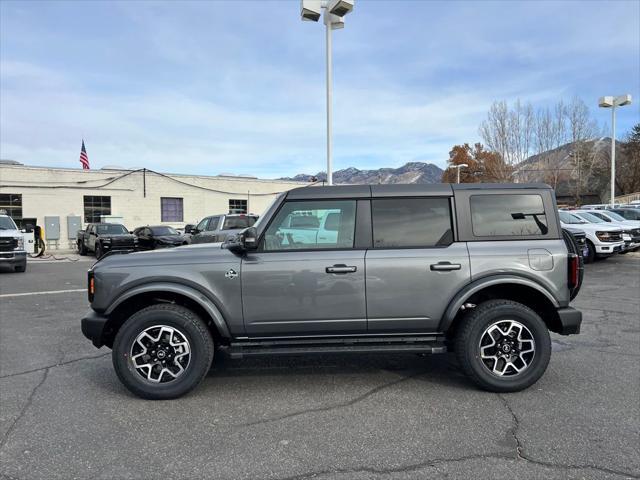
[67,216,82,239]
[44,216,60,240]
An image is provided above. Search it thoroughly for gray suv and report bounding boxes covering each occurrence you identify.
[81,184,583,399]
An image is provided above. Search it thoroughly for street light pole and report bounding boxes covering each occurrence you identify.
[610,104,615,208]
[301,0,354,186]
[325,18,333,186]
[453,163,468,184]
[599,94,632,207]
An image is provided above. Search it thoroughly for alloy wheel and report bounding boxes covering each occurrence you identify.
[478,320,535,377]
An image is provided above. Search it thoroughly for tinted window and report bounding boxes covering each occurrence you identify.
[559,211,586,225]
[263,200,356,251]
[575,212,605,223]
[614,209,640,220]
[372,198,452,248]
[471,194,548,237]
[151,226,178,235]
[223,216,257,230]
[206,217,220,231]
[96,224,128,235]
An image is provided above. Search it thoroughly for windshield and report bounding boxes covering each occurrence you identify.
[603,211,626,222]
[223,216,258,230]
[0,216,18,230]
[151,226,178,235]
[575,212,605,223]
[559,211,585,224]
[96,224,128,235]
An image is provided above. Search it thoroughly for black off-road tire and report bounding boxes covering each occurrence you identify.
[14,261,26,273]
[95,243,103,259]
[78,241,87,256]
[455,300,551,393]
[112,304,214,400]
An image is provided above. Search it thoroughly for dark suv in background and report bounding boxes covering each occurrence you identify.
[188,213,258,244]
[82,184,582,399]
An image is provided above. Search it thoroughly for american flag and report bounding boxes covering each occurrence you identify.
[79,140,90,170]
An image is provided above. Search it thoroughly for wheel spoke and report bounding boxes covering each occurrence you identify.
[479,319,536,378]
[130,325,191,384]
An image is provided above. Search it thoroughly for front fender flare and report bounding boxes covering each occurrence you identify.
[439,275,560,332]
[105,282,231,338]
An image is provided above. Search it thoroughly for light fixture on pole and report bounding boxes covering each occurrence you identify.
[453,163,468,184]
[599,94,632,207]
[301,0,354,186]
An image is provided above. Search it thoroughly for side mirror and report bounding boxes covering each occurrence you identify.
[224,227,258,253]
[184,224,195,234]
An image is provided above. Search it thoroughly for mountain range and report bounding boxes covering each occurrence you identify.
[280,162,444,185]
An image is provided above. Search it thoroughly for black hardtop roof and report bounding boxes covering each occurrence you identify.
[286,183,552,199]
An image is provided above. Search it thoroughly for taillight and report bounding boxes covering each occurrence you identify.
[568,254,579,289]
[88,270,95,302]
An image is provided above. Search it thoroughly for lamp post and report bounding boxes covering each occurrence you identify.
[453,163,468,184]
[598,94,632,207]
[301,0,354,186]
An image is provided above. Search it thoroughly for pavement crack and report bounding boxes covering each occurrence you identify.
[0,352,110,379]
[0,368,49,451]
[497,394,639,479]
[240,371,423,427]
[273,452,512,480]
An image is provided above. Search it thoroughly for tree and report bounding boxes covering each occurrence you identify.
[441,143,511,183]
[619,123,640,195]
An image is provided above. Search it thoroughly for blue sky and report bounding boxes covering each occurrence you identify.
[1,0,639,178]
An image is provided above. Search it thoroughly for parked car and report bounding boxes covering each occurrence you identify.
[558,211,624,263]
[82,183,583,399]
[0,212,27,272]
[610,208,640,221]
[579,210,640,252]
[562,227,588,259]
[77,223,138,258]
[133,226,188,250]
[189,214,258,244]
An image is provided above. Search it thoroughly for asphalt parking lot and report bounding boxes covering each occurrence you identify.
[0,254,638,480]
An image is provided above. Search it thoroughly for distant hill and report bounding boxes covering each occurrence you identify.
[281,162,444,184]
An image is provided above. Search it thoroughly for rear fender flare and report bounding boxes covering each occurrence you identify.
[439,275,560,332]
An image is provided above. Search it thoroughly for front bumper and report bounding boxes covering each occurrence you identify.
[81,309,109,348]
[594,242,624,255]
[556,307,582,335]
[0,251,27,265]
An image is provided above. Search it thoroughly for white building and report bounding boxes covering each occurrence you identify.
[0,162,306,251]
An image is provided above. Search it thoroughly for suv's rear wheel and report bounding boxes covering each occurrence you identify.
[112,304,214,399]
[455,300,551,392]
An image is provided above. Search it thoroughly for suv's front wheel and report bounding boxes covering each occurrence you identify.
[112,304,214,399]
[455,300,551,392]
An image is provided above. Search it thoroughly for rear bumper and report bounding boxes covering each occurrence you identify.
[81,309,109,348]
[556,307,582,335]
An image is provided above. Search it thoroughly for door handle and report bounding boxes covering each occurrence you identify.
[326,264,357,274]
[430,262,462,271]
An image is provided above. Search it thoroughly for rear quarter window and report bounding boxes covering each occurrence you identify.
[470,194,549,237]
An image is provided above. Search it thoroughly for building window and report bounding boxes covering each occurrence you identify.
[83,196,111,224]
[229,199,247,214]
[470,194,548,237]
[0,193,23,226]
[161,197,183,222]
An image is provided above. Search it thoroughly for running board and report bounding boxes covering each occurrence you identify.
[226,335,447,359]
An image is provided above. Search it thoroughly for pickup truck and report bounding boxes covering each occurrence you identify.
[77,223,138,258]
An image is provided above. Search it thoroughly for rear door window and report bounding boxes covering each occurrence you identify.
[470,194,548,237]
[371,198,453,248]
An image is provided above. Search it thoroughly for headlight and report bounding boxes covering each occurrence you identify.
[596,231,614,241]
[14,237,24,250]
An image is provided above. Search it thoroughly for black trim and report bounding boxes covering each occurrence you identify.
[355,199,372,249]
[556,307,582,335]
[81,309,109,348]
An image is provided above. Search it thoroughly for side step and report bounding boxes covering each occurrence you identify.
[226,335,447,359]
